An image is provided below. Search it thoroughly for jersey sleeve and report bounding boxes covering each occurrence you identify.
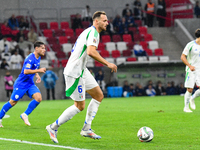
[86,28,99,48]
[182,42,193,56]
[24,56,34,70]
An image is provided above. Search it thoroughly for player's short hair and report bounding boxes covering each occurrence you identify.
[34,41,45,49]
[92,11,106,21]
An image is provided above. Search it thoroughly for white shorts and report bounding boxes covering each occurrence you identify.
[64,68,98,101]
[184,71,200,88]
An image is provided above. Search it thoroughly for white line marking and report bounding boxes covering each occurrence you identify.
[0,137,90,150]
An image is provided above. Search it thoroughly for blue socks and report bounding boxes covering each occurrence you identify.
[0,102,12,119]
[24,100,40,115]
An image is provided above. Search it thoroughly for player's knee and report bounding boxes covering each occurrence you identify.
[187,88,193,93]
[35,97,42,102]
[77,105,85,111]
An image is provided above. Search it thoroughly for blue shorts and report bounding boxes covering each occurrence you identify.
[11,85,41,101]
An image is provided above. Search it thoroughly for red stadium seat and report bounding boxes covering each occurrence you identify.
[144,48,153,56]
[69,36,77,44]
[75,28,84,36]
[154,48,163,56]
[43,29,53,37]
[100,50,110,58]
[54,29,64,37]
[82,21,90,29]
[11,30,19,36]
[61,59,68,67]
[58,36,68,44]
[39,22,48,30]
[112,34,121,42]
[111,50,121,58]
[126,42,135,49]
[56,51,66,59]
[50,22,59,30]
[51,44,62,52]
[60,22,69,30]
[135,20,142,26]
[98,43,106,50]
[47,37,57,45]
[127,57,137,62]
[122,34,132,43]
[101,35,111,43]
[140,41,148,49]
[128,27,137,34]
[95,60,104,67]
[143,34,153,42]
[133,34,142,42]
[138,26,147,35]
[122,49,132,57]
[65,28,74,38]
[51,60,60,68]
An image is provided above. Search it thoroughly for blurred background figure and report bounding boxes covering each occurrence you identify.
[123,80,130,97]
[10,50,23,69]
[146,84,156,96]
[4,71,14,100]
[8,14,19,30]
[95,69,106,92]
[156,0,166,27]
[42,67,58,100]
[155,80,166,95]
[194,1,200,18]
[0,58,10,70]
[27,27,38,43]
[144,0,155,27]
[82,5,92,23]
[122,3,133,17]
[72,13,83,31]
[133,41,147,56]
[133,0,143,20]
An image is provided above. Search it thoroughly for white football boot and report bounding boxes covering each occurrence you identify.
[20,113,31,126]
[80,129,101,139]
[46,125,58,143]
[183,107,193,113]
[189,96,196,110]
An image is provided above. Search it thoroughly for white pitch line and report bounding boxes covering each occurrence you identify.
[0,137,90,150]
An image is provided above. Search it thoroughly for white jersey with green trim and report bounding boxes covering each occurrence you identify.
[64,26,99,78]
[182,40,200,72]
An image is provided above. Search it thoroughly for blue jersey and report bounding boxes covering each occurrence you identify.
[14,53,41,88]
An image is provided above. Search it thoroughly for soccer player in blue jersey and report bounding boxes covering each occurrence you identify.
[0,41,46,127]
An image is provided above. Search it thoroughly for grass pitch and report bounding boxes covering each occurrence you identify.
[0,96,200,150]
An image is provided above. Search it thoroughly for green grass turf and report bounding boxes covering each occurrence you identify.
[0,96,200,150]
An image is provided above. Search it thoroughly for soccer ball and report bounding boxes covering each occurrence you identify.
[137,126,154,142]
[8,80,13,86]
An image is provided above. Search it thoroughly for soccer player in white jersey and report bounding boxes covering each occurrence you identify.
[181,29,200,113]
[46,11,117,143]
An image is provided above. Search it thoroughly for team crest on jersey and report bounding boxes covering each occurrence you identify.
[93,39,96,43]
[26,63,31,68]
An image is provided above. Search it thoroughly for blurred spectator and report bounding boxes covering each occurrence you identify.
[133,41,147,56]
[18,36,31,50]
[8,14,19,30]
[1,51,11,62]
[128,83,136,97]
[194,1,200,18]
[166,82,174,95]
[41,67,58,100]
[123,80,130,97]
[18,16,29,30]
[16,30,26,42]
[135,83,144,96]
[125,11,137,27]
[13,45,25,59]
[144,0,155,27]
[122,4,133,17]
[24,44,34,58]
[171,81,178,95]
[133,0,143,20]
[0,58,10,70]
[1,21,13,38]
[0,37,11,52]
[27,27,38,43]
[118,17,129,34]
[10,50,23,69]
[146,84,156,96]
[145,79,154,90]
[4,71,14,100]
[106,17,116,36]
[82,5,92,23]
[177,83,186,95]
[72,13,83,31]
[155,80,166,95]
[113,15,122,32]
[89,68,95,77]
[10,37,18,51]
[156,0,166,27]
[95,69,106,91]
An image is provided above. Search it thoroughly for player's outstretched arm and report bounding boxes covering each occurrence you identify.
[87,45,117,72]
[181,54,195,71]
[24,68,46,74]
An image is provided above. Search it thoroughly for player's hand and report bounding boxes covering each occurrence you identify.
[36,77,41,83]
[189,65,195,71]
[107,63,117,73]
[39,68,46,73]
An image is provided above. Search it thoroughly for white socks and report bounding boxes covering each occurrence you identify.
[184,91,192,109]
[82,98,100,130]
[192,89,200,100]
[51,105,80,130]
